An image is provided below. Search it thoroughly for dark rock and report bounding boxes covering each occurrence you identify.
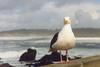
[19,48,37,62]
[0,63,14,67]
[38,51,61,62]
[33,51,61,67]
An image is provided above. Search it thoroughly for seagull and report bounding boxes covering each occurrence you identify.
[49,17,75,63]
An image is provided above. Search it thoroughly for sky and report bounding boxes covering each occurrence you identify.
[0,0,100,31]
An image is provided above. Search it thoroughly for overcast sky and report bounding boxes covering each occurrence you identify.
[0,0,100,31]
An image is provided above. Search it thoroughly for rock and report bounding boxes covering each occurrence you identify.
[19,48,37,62]
[0,63,14,67]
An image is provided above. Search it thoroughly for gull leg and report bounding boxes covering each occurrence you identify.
[66,50,69,62]
[60,50,63,63]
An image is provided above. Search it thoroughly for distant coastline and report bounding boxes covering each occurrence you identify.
[0,28,99,37]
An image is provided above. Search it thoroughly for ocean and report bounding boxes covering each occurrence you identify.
[0,36,100,67]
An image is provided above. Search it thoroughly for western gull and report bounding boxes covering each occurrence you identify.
[49,17,75,63]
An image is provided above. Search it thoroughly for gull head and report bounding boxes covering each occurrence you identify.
[64,17,71,25]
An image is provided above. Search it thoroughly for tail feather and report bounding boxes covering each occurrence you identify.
[48,48,52,52]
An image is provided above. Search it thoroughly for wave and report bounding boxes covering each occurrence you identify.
[76,37,100,43]
[0,36,100,43]
[0,50,25,59]
[0,36,52,40]
[33,39,50,43]
[0,47,36,59]
[31,37,100,44]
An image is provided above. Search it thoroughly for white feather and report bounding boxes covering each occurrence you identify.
[52,24,75,50]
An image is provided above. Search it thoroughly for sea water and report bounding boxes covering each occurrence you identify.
[0,36,100,67]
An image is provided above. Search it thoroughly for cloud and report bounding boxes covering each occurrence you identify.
[0,0,99,11]
[0,0,50,12]
[75,9,100,28]
[50,0,100,7]
[0,0,99,31]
